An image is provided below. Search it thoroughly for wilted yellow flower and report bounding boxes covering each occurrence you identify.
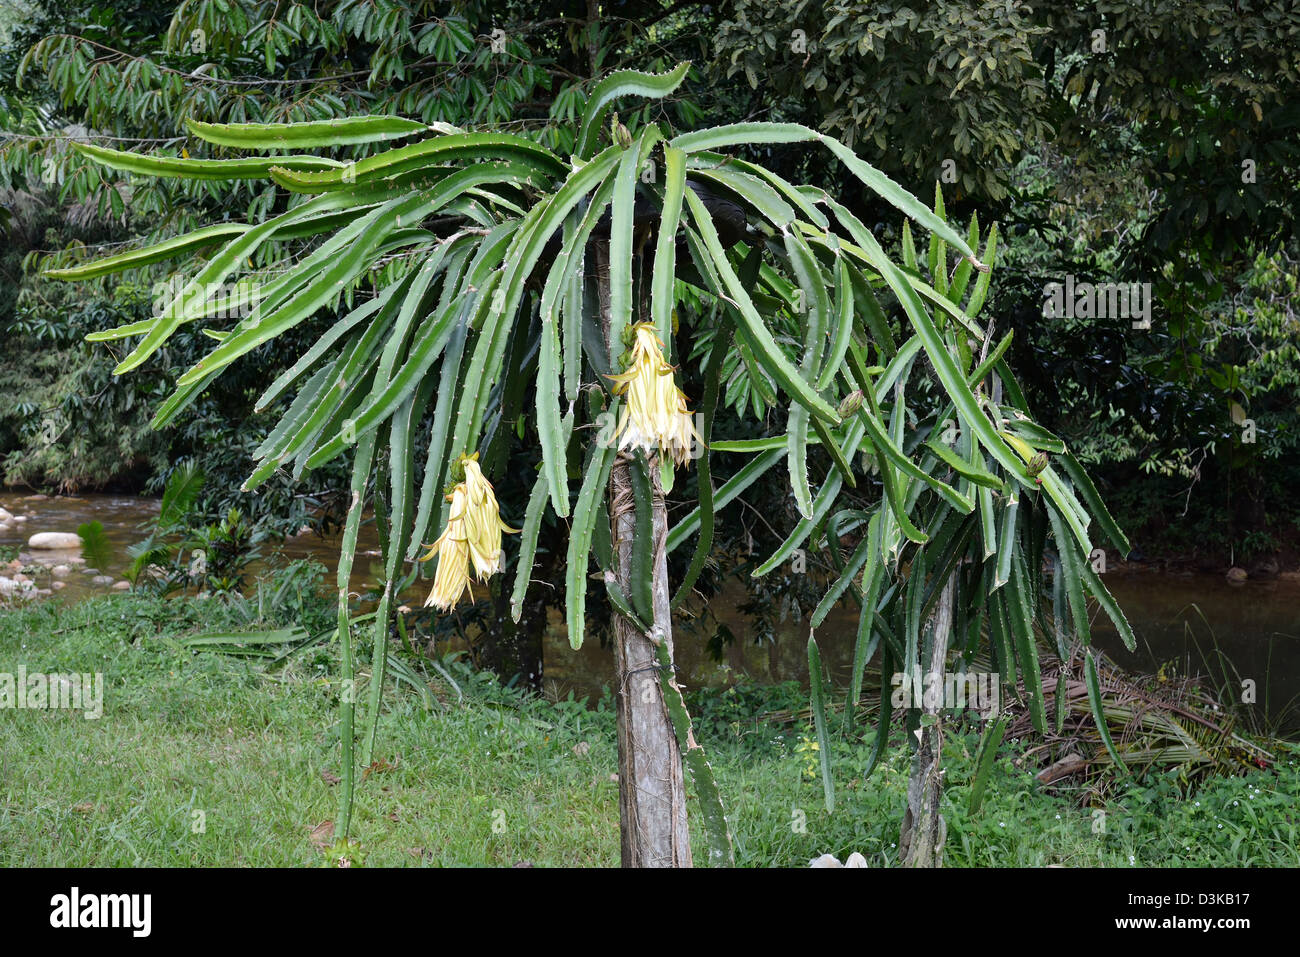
[605,322,700,467]
[420,455,517,611]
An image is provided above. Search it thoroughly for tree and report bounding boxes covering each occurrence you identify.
[52,63,1134,866]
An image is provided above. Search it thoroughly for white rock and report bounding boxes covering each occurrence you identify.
[51,565,71,577]
[27,532,83,550]
[111,581,131,590]
[12,515,26,523]
[810,851,868,868]
[50,580,66,590]
[91,575,113,585]
[0,576,35,599]
[0,508,12,521]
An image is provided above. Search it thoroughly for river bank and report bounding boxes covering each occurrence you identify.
[3,490,1300,736]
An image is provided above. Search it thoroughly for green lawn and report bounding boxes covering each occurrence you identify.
[1,589,1296,866]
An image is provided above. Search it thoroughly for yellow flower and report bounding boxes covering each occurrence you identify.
[420,455,517,611]
[605,322,700,467]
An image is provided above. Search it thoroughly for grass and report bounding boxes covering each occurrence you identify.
[1,586,1297,867]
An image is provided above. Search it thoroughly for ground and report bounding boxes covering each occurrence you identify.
[1,590,1296,867]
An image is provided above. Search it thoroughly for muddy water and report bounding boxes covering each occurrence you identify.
[4,492,1297,733]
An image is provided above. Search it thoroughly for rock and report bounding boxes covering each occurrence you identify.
[81,567,99,575]
[14,573,30,584]
[27,532,83,550]
[24,493,48,500]
[0,523,11,533]
[91,575,113,585]
[12,515,26,523]
[0,507,12,522]
[51,565,71,577]
[0,576,35,599]
[1226,567,1248,584]
[1249,559,1280,579]
[36,588,51,596]
[50,580,65,590]
[111,581,131,590]
[810,851,868,867]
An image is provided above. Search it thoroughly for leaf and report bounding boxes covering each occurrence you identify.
[181,627,311,647]
[511,467,553,622]
[967,715,1008,814]
[73,141,343,180]
[158,463,205,528]
[186,114,429,149]
[816,257,856,391]
[46,223,249,281]
[575,62,690,159]
[786,403,813,520]
[566,424,618,650]
[1085,649,1131,776]
[807,636,835,814]
[607,127,661,355]
[1058,451,1130,555]
[1005,551,1047,736]
[266,134,561,192]
[650,145,688,348]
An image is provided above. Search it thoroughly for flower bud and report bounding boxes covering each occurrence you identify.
[837,390,864,419]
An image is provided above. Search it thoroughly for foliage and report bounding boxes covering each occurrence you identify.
[714,0,1053,202]
[126,464,269,595]
[990,135,1300,557]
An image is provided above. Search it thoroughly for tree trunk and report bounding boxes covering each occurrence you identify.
[899,574,954,868]
[593,240,692,867]
[609,456,691,866]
